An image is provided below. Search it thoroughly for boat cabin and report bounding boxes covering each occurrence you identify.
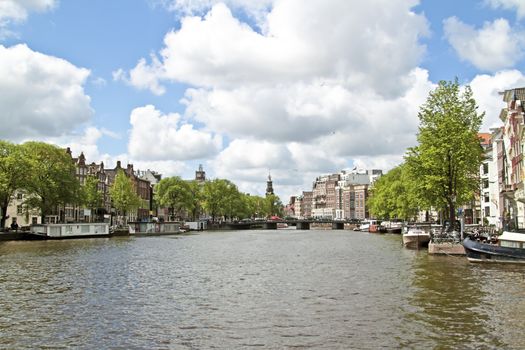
[498,231,525,248]
[30,223,110,239]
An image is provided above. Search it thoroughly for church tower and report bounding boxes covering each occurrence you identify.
[265,172,274,196]
[195,164,206,183]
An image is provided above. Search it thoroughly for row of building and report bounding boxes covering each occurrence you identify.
[285,169,383,220]
[479,88,525,230]
[4,149,207,229]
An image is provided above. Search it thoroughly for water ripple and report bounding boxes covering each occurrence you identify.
[0,231,524,348]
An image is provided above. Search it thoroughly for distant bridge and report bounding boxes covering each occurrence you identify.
[223,220,352,230]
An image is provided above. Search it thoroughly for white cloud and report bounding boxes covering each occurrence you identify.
[486,0,525,19]
[155,0,273,26]
[182,82,350,143]
[184,68,433,155]
[91,76,107,87]
[128,1,428,97]
[212,139,293,178]
[58,127,109,163]
[128,104,222,161]
[122,1,433,199]
[444,17,524,71]
[206,68,434,200]
[113,55,166,95]
[0,0,56,38]
[0,44,93,141]
[469,70,525,130]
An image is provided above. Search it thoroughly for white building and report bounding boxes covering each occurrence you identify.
[4,191,41,229]
[479,129,502,228]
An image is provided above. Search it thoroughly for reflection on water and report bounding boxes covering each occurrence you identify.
[404,253,525,349]
[0,231,524,349]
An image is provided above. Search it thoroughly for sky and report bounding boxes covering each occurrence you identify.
[1,0,525,201]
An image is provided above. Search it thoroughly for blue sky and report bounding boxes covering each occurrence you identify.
[1,0,525,200]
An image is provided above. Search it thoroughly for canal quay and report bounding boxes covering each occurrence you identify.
[0,229,524,349]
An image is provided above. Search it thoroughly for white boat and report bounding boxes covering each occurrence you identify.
[355,219,379,232]
[30,223,110,239]
[403,227,431,248]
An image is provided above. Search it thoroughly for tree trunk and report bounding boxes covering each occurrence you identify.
[0,202,7,230]
[448,200,455,232]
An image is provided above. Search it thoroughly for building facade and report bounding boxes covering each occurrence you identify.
[300,169,381,220]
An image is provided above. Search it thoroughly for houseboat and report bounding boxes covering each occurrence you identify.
[30,223,110,239]
[128,221,185,236]
[463,231,525,263]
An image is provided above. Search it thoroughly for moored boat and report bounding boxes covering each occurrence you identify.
[383,221,403,234]
[128,221,185,236]
[463,231,525,263]
[355,219,379,232]
[403,227,431,248]
[369,222,385,234]
[30,223,110,239]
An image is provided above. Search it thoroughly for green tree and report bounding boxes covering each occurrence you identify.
[405,79,484,229]
[264,194,283,217]
[246,195,267,218]
[368,163,421,221]
[83,175,103,222]
[21,142,81,223]
[202,179,240,222]
[202,179,222,222]
[0,141,30,229]
[187,180,204,220]
[109,170,141,225]
[155,176,192,220]
[222,180,243,220]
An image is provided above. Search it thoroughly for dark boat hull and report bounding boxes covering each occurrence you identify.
[462,238,525,264]
[386,228,402,234]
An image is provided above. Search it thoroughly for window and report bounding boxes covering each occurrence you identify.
[485,207,490,217]
[32,217,38,225]
[483,179,489,189]
[17,205,22,215]
[501,240,521,248]
[484,194,490,203]
[483,163,489,174]
[17,193,23,200]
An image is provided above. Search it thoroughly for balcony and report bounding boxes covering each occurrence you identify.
[501,184,515,199]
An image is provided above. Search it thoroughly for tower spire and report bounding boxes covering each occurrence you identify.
[266,170,274,196]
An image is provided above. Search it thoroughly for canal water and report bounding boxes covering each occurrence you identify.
[0,229,524,349]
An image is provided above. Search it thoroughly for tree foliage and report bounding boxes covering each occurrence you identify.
[21,142,81,222]
[405,79,484,227]
[82,175,103,221]
[109,170,141,223]
[0,141,30,228]
[264,194,283,217]
[202,179,236,221]
[155,176,193,220]
[186,180,204,220]
[368,163,421,221]
[200,179,283,221]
